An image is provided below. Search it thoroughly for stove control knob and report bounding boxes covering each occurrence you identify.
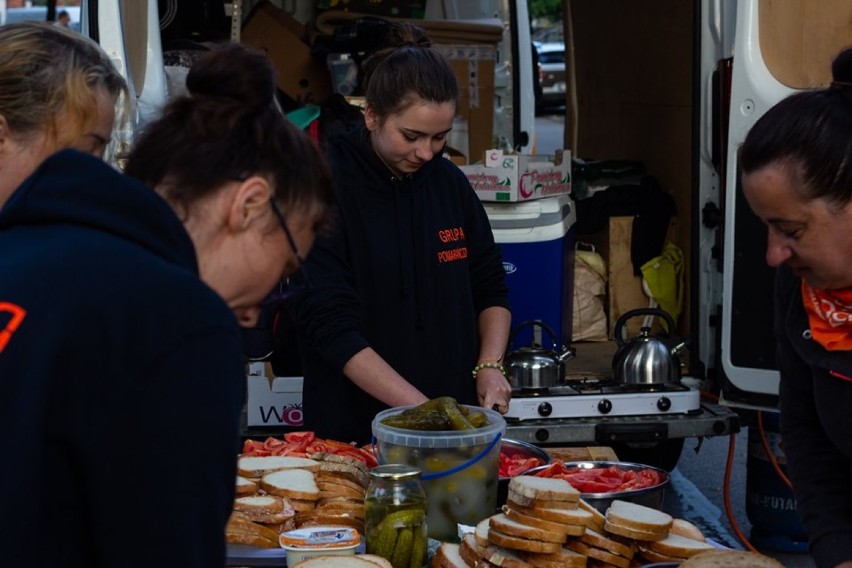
[538,402,553,417]
[657,397,672,412]
[597,399,612,414]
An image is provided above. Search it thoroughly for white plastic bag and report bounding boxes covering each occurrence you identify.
[573,245,608,341]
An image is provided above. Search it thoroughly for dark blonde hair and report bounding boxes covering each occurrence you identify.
[124,43,334,229]
[0,22,126,147]
[361,23,459,120]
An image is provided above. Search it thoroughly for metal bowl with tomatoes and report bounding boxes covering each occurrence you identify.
[528,460,669,513]
[497,439,551,508]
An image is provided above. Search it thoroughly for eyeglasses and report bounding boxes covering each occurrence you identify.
[269,197,311,285]
[262,198,312,308]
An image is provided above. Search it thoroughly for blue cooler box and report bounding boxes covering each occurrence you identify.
[484,195,576,348]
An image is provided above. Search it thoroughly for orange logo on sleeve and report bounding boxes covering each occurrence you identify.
[0,302,26,353]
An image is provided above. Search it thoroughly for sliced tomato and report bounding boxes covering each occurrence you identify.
[305,441,329,455]
[263,437,286,450]
[576,480,622,493]
[284,431,316,445]
[242,439,267,454]
[531,462,564,478]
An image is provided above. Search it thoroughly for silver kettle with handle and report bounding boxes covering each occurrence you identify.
[612,308,689,386]
[503,320,576,390]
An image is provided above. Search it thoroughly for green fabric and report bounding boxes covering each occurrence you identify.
[640,242,684,326]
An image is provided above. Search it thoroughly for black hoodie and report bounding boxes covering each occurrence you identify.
[0,150,244,567]
[292,127,509,443]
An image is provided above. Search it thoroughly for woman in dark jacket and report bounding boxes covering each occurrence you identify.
[292,23,512,443]
[740,47,852,568]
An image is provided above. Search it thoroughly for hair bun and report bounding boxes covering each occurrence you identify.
[831,47,852,85]
[185,43,276,110]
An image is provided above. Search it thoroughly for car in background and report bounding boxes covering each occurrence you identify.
[535,41,566,110]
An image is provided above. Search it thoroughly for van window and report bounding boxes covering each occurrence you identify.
[3,6,82,32]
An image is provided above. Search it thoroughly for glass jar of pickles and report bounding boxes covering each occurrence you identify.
[365,464,428,568]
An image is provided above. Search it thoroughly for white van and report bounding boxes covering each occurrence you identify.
[81,0,537,162]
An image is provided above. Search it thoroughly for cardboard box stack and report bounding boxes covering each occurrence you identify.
[460,149,572,203]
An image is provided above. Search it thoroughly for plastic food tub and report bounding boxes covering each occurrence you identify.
[372,405,506,541]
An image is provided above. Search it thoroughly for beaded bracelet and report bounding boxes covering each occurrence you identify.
[472,361,506,379]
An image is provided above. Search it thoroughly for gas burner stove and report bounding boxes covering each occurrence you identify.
[505,378,701,420]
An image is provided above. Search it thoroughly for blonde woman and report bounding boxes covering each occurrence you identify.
[0,22,127,208]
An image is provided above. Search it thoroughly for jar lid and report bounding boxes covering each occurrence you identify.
[369,464,422,480]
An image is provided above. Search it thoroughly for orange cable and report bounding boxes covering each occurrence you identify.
[723,431,761,553]
[757,410,795,492]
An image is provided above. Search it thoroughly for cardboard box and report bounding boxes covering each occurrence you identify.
[246,363,304,427]
[460,149,572,202]
[434,44,496,164]
[241,2,332,105]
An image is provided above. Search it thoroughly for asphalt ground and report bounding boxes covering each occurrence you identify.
[670,429,816,567]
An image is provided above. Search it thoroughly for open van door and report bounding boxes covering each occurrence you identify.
[719,0,852,406]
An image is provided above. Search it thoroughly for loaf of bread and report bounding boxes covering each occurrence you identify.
[679,549,786,567]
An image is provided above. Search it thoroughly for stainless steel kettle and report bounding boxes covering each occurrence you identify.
[503,320,576,390]
[612,308,688,386]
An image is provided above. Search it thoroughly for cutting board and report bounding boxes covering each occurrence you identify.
[546,446,619,463]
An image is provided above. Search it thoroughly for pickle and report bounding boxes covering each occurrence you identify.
[466,410,488,428]
[391,527,413,568]
[380,396,491,430]
[371,522,399,559]
[381,409,450,430]
[438,398,473,430]
[408,528,426,568]
[379,508,425,529]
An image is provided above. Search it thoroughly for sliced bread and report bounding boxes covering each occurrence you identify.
[292,554,393,568]
[487,528,562,555]
[225,514,280,548]
[518,547,586,568]
[506,499,593,527]
[233,494,289,515]
[564,540,630,568]
[603,519,668,542]
[580,527,636,559]
[460,532,487,567]
[646,532,716,558]
[235,475,259,495]
[261,468,320,501]
[489,514,566,544]
[577,499,607,531]
[461,531,533,568]
[678,550,785,567]
[315,470,368,492]
[506,490,579,511]
[238,455,320,478]
[433,542,470,568]
[670,518,706,542]
[474,518,491,547]
[604,500,672,533]
[317,480,366,500]
[501,505,584,537]
[508,476,580,503]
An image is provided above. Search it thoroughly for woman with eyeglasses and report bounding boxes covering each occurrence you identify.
[0,22,127,209]
[290,22,513,444]
[0,43,333,566]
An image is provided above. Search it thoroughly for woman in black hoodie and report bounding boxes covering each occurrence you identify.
[292,23,513,443]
